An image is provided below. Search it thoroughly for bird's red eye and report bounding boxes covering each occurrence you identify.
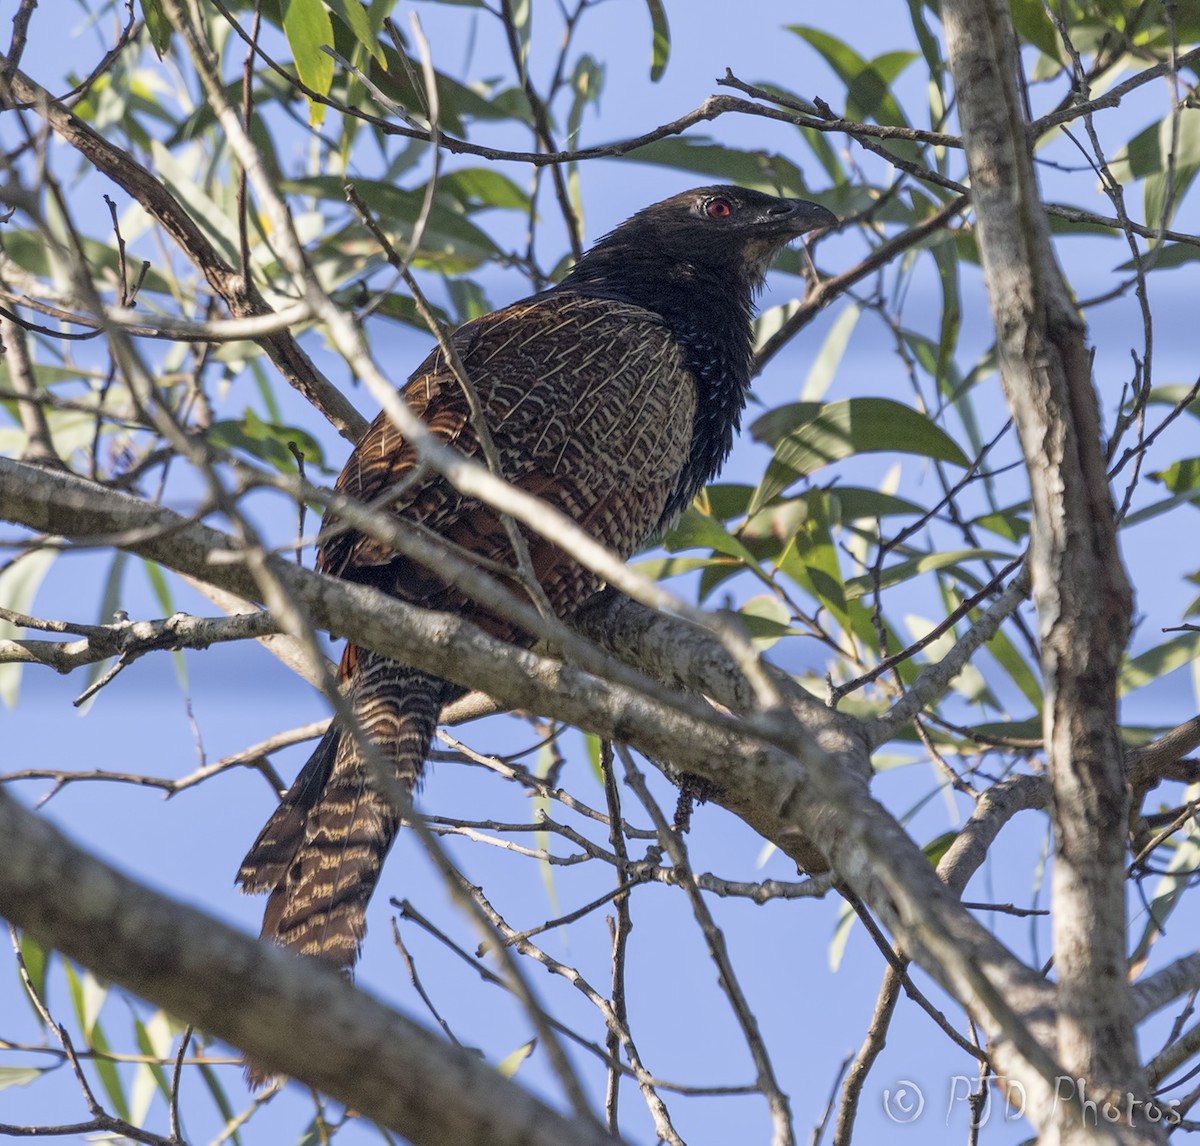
[706,197,733,219]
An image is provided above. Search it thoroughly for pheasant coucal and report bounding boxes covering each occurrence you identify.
[237,185,835,973]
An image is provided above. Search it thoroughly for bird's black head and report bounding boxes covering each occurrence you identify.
[554,187,836,528]
[558,185,836,314]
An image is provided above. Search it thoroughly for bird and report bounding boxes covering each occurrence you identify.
[237,185,836,975]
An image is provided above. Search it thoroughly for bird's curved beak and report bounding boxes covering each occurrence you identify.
[765,198,838,236]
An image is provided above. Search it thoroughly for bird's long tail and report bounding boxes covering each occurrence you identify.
[237,648,446,972]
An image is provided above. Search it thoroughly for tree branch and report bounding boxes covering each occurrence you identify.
[0,456,1093,1135]
[0,788,626,1146]
[942,0,1147,1139]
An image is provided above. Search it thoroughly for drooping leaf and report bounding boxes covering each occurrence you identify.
[645,0,671,81]
[662,506,761,567]
[132,1011,174,1102]
[0,547,57,708]
[142,560,187,689]
[0,1066,45,1090]
[801,303,861,401]
[1118,242,1200,272]
[284,0,336,125]
[327,0,385,64]
[290,176,502,270]
[1130,825,1200,968]
[783,491,848,613]
[1111,110,1200,227]
[15,933,52,1027]
[631,138,815,197]
[88,1020,130,1121]
[1010,0,1063,58]
[1144,385,1200,415]
[139,0,172,55]
[439,168,532,212]
[978,619,1043,711]
[923,830,959,868]
[789,27,917,129]
[1121,631,1200,694]
[498,1038,537,1078]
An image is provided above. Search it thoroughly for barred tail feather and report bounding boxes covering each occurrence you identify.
[237,650,446,972]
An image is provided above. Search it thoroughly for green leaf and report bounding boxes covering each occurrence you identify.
[923,830,958,867]
[784,492,847,613]
[633,554,720,582]
[906,0,945,87]
[0,548,57,708]
[583,732,605,785]
[801,303,861,400]
[149,141,241,268]
[662,506,761,566]
[498,1038,536,1078]
[928,219,961,384]
[565,54,604,151]
[645,0,670,81]
[0,1066,45,1090]
[291,176,502,270]
[702,483,755,520]
[1150,457,1200,494]
[1145,385,1200,414]
[750,402,824,448]
[1117,242,1200,272]
[17,934,51,1020]
[508,0,531,71]
[439,168,532,212]
[630,137,816,197]
[284,0,336,124]
[845,549,1009,599]
[1010,0,1062,58]
[979,620,1043,711]
[208,410,327,474]
[89,1021,130,1121]
[749,398,970,513]
[1121,632,1200,694]
[787,27,919,163]
[739,595,793,649]
[327,0,384,64]
[1121,488,1200,528]
[132,1012,173,1102]
[1110,109,1200,232]
[1130,826,1200,966]
[196,1058,241,1146]
[142,561,187,689]
[826,487,925,521]
[972,508,1031,542]
[828,898,856,971]
[139,0,172,55]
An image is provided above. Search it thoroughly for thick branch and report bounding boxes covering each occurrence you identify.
[942,1,1145,1140]
[0,788,625,1146]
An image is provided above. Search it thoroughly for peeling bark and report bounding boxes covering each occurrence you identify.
[942,1,1148,1141]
